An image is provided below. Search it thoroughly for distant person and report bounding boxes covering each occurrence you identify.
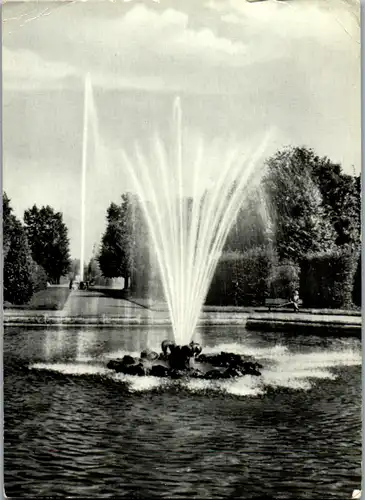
[291,290,300,313]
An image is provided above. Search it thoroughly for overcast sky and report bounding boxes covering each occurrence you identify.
[3,0,360,262]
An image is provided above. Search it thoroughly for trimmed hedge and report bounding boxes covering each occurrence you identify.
[268,261,300,299]
[206,248,274,306]
[299,249,359,309]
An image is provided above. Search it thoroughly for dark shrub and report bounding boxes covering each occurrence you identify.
[4,221,34,305]
[299,248,359,309]
[206,247,274,306]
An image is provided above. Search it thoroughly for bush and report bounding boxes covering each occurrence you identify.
[299,249,359,309]
[268,261,300,299]
[31,262,48,293]
[206,247,274,306]
[4,222,34,305]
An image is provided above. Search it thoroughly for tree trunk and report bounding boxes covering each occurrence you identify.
[124,275,129,290]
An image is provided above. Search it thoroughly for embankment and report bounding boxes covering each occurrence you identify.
[246,312,361,338]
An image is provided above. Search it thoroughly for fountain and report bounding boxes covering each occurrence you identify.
[121,97,273,347]
[107,340,263,380]
[76,76,273,378]
[79,74,90,285]
[106,95,273,379]
[79,73,101,286]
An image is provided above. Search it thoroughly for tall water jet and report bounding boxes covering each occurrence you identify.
[79,74,101,282]
[80,74,90,283]
[122,97,273,345]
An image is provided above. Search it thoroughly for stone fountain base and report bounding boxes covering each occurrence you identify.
[107,341,263,380]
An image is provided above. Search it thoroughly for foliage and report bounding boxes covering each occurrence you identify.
[264,147,336,261]
[30,262,48,293]
[4,287,71,311]
[268,261,300,299]
[86,257,101,282]
[3,193,34,304]
[290,147,361,248]
[264,146,360,262]
[299,248,359,309]
[224,186,274,253]
[206,247,275,306]
[98,193,152,294]
[3,192,14,261]
[85,255,109,286]
[129,201,152,298]
[98,193,139,288]
[69,259,80,279]
[24,205,71,284]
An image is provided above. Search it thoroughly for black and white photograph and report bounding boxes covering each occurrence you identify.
[3,0,362,498]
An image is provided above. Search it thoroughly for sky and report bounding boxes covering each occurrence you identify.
[3,0,360,262]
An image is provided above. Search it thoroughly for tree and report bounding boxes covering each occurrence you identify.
[264,147,336,261]
[69,259,80,280]
[129,199,151,297]
[3,192,14,261]
[98,193,152,293]
[224,186,274,253]
[3,193,34,304]
[283,147,361,249]
[24,205,71,284]
[85,245,105,285]
[98,194,136,288]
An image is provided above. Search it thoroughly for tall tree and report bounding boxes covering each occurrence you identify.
[3,193,34,304]
[264,147,336,261]
[98,194,136,288]
[282,147,361,249]
[24,205,71,284]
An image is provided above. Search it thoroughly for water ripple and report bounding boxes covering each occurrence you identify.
[4,327,362,499]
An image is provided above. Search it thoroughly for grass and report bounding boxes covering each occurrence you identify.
[4,287,71,311]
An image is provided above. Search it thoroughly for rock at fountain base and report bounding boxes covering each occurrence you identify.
[106,344,263,380]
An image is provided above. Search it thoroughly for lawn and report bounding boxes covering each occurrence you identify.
[4,287,71,311]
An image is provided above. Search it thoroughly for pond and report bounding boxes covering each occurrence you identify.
[4,325,362,499]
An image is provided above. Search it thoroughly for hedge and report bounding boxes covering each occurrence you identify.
[299,249,359,309]
[267,261,300,299]
[205,248,274,306]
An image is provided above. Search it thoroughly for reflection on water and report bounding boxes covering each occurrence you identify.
[43,328,67,361]
[4,326,362,499]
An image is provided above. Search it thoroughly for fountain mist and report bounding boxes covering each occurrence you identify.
[121,97,273,346]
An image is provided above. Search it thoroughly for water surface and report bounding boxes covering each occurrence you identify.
[4,326,361,498]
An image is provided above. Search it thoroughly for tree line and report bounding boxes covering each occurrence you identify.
[3,194,71,305]
[6,144,358,306]
[97,146,361,306]
[224,146,360,255]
